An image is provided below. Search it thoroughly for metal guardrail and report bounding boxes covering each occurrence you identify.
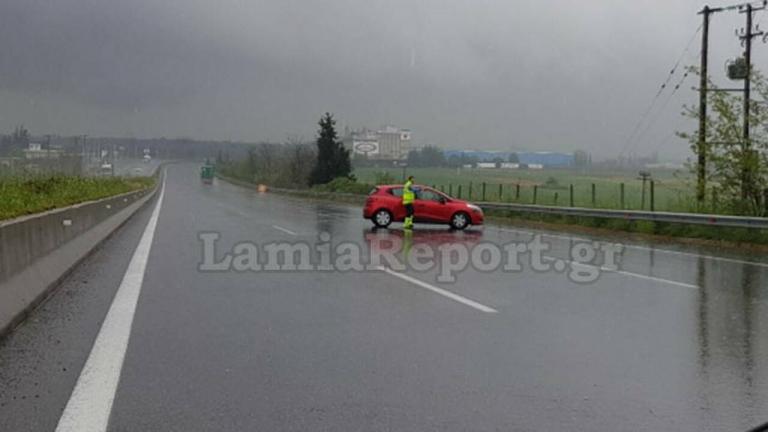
[215,173,768,230]
[478,201,768,229]
[215,174,367,201]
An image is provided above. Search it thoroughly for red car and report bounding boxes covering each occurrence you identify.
[363,185,484,230]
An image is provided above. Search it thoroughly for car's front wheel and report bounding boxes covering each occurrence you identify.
[372,209,393,228]
[450,212,470,230]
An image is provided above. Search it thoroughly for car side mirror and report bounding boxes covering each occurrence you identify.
[439,197,447,204]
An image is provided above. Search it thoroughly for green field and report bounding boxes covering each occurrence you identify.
[353,167,695,212]
[0,176,156,221]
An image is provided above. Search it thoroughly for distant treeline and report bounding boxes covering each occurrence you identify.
[218,141,317,188]
[0,126,253,161]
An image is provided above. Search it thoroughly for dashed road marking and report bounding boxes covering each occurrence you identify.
[378,266,498,313]
[272,225,298,236]
[542,256,699,290]
[494,226,768,269]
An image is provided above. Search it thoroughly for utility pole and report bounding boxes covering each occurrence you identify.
[638,171,652,210]
[76,135,84,176]
[738,1,766,199]
[45,134,51,162]
[697,5,715,204]
[82,135,88,174]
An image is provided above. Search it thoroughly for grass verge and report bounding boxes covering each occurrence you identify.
[0,176,156,221]
[483,208,768,248]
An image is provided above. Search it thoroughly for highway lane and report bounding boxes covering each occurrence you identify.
[1,163,767,431]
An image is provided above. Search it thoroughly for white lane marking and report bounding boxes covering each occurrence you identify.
[619,244,768,269]
[496,227,588,242]
[377,266,498,313]
[215,202,252,219]
[272,225,297,236]
[495,226,768,269]
[542,257,699,290]
[611,268,698,289]
[55,175,166,432]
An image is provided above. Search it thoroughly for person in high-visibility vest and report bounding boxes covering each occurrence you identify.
[403,175,416,229]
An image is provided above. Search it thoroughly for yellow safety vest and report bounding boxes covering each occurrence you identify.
[403,180,415,204]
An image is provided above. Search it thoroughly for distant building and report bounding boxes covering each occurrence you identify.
[342,126,411,161]
[517,152,573,167]
[24,142,64,159]
[443,150,508,162]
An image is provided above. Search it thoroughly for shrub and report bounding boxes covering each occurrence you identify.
[311,176,373,195]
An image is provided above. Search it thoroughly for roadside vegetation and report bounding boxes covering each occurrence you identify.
[680,67,768,217]
[218,112,358,192]
[483,208,768,245]
[353,166,692,211]
[215,106,768,245]
[0,176,155,221]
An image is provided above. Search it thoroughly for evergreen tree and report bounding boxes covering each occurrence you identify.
[309,113,351,185]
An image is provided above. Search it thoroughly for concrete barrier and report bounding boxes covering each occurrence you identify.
[0,171,162,337]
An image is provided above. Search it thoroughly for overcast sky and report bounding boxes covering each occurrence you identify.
[1,0,766,160]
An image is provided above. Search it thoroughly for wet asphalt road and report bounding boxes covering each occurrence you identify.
[1,163,768,431]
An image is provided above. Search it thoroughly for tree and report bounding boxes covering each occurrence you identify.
[286,136,315,187]
[309,113,351,185]
[508,152,519,163]
[1,125,31,156]
[420,146,446,167]
[679,67,768,215]
[407,149,422,167]
[12,125,30,147]
[407,146,446,167]
[446,153,478,168]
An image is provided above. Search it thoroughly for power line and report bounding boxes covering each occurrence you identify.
[619,24,702,159]
[629,60,696,155]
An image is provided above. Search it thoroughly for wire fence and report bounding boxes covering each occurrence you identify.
[429,180,703,213]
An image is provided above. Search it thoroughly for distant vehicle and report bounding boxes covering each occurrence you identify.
[132,167,143,174]
[99,163,113,176]
[200,164,215,184]
[364,185,484,230]
[143,154,152,163]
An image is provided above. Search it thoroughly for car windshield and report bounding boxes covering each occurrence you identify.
[2,2,768,432]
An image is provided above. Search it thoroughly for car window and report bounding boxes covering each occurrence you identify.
[389,188,403,197]
[418,190,443,202]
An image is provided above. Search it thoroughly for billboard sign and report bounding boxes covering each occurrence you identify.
[353,140,379,156]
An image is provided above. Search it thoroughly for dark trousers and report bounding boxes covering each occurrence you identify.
[404,203,414,217]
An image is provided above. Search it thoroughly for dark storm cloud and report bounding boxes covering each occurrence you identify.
[0,1,263,109]
[0,0,760,158]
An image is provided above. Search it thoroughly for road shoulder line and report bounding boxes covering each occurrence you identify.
[55,175,166,432]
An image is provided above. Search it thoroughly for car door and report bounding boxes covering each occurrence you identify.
[415,189,444,222]
[423,189,453,222]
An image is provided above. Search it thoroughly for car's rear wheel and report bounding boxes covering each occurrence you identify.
[450,212,470,230]
[372,209,393,228]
